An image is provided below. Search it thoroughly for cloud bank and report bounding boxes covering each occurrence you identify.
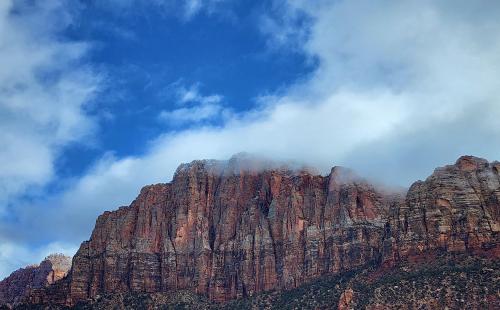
[0,0,100,210]
[2,0,500,278]
[0,0,100,277]
[158,82,228,125]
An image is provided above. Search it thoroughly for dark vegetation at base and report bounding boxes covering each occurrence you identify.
[219,270,358,310]
[349,255,500,309]
[3,255,498,310]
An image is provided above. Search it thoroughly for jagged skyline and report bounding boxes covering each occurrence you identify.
[1,0,500,281]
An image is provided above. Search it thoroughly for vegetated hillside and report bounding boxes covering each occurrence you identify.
[222,255,499,310]
[340,255,499,310]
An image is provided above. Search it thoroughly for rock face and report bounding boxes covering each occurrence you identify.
[17,256,499,309]
[0,254,71,306]
[19,155,500,306]
[386,156,500,262]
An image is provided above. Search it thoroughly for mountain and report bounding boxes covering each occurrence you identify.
[0,254,71,307]
[1,155,499,309]
[59,255,499,309]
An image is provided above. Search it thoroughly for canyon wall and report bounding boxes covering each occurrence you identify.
[4,155,498,306]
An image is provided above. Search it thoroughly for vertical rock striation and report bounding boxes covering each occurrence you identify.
[386,156,500,262]
[0,254,71,306]
[14,155,500,306]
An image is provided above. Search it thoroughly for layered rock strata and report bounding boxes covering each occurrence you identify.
[0,254,71,306]
[10,155,500,306]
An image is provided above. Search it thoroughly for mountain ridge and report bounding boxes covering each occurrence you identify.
[0,254,71,307]
[1,155,498,308]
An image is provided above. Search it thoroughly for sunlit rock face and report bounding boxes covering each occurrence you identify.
[0,254,71,305]
[18,155,500,305]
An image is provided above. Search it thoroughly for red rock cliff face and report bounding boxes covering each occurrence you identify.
[43,155,500,305]
[0,254,71,305]
[386,156,500,262]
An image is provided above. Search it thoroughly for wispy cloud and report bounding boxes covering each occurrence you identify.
[184,0,203,20]
[98,0,227,21]
[158,82,227,125]
[159,104,224,124]
[176,83,223,105]
[0,0,101,278]
[179,0,228,21]
[0,0,101,213]
[258,2,311,51]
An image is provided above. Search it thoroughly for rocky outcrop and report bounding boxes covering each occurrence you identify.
[385,156,500,263]
[16,155,500,306]
[66,157,399,304]
[0,254,71,306]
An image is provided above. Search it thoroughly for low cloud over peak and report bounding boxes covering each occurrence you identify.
[1,0,499,279]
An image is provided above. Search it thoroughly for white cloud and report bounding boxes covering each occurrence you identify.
[184,0,203,19]
[159,103,225,124]
[158,83,226,125]
[0,0,99,278]
[258,1,310,51]
[176,83,223,105]
[3,0,500,278]
[0,0,100,212]
[100,0,227,21]
[180,0,227,20]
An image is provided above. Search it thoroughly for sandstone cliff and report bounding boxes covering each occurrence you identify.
[385,156,499,262]
[6,155,500,307]
[0,254,71,306]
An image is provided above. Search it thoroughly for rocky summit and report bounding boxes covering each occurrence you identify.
[1,155,499,309]
[0,254,71,307]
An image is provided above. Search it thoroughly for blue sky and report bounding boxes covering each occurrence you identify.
[1,0,500,278]
[58,0,314,177]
